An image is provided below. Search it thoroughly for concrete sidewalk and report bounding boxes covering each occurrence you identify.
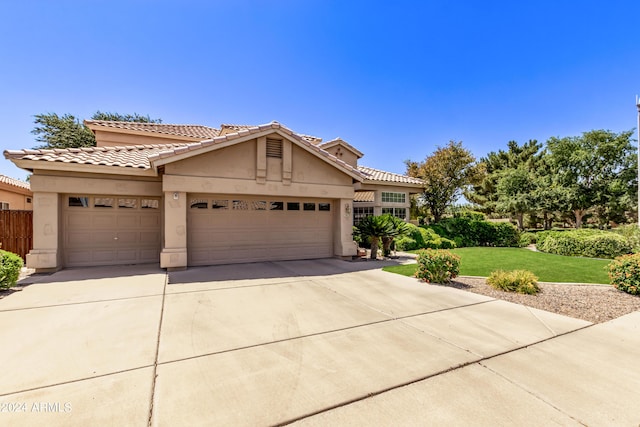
[0,259,638,426]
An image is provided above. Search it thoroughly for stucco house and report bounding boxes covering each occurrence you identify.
[4,120,423,271]
[0,174,32,210]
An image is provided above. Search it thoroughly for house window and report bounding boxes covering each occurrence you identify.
[211,200,229,210]
[0,202,9,210]
[270,201,284,211]
[382,207,407,219]
[318,203,331,211]
[353,206,374,225]
[266,138,283,158]
[233,200,249,210]
[94,197,114,208]
[303,202,316,211]
[252,201,267,210]
[118,198,138,209]
[26,197,32,204]
[287,202,300,211]
[381,192,406,203]
[190,199,209,209]
[141,199,159,209]
[68,196,89,207]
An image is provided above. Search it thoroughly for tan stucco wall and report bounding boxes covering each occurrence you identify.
[30,172,162,196]
[0,186,32,210]
[292,146,352,186]
[324,146,359,168]
[166,140,257,180]
[26,192,60,271]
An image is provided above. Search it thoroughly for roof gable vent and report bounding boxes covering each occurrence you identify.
[266,138,283,159]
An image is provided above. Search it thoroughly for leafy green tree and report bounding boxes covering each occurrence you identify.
[32,111,162,149]
[406,141,481,223]
[546,129,637,228]
[467,139,542,215]
[495,167,536,230]
[380,214,411,256]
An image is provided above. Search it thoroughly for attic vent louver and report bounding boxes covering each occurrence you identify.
[266,138,283,159]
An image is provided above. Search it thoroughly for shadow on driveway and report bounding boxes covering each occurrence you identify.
[168,257,413,284]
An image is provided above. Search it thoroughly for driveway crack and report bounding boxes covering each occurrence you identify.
[147,271,168,427]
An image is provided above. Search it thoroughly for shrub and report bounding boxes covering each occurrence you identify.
[432,216,519,248]
[612,224,640,253]
[486,270,540,295]
[415,249,460,283]
[608,253,640,295]
[0,250,24,289]
[395,224,456,251]
[519,232,537,247]
[537,229,631,259]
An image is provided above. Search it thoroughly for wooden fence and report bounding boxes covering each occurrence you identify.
[0,210,33,261]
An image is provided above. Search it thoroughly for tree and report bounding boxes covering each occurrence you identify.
[380,214,411,256]
[32,111,162,149]
[467,139,542,216]
[546,129,637,228]
[494,167,535,230]
[406,141,480,223]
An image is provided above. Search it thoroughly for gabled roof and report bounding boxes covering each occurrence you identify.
[0,174,30,190]
[358,166,424,186]
[319,138,364,158]
[148,122,365,180]
[85,120,220,140]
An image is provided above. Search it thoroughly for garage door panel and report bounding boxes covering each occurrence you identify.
[188,195,333,266]
[63,195,161,267]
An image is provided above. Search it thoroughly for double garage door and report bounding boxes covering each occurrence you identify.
[63,195,162,267]
[63,194,334,267]
[188,194,334,266]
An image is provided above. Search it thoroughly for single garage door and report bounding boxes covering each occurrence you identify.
[188,194,333,266]
[63,195,162,267]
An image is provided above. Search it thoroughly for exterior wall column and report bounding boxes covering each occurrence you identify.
[160,191,188,270]
[333,198,357,258]
[26,192,60,272]
[373,190,383,216]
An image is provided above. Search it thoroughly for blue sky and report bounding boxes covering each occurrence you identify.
[1,0,639,181]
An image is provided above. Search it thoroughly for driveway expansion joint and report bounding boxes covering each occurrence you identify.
[147,272,169,427]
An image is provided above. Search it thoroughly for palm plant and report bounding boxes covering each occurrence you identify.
[354,215,393,260]
[381,215,411,257]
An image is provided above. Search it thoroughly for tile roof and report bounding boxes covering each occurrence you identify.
[0,174,30,190]
[354,191,374,202]
[358,166,424,186]
[85,120,220,139]
[147,122,365,179]
[4,144,188,170]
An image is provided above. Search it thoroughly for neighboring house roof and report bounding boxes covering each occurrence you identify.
[0,174,30,190]
[358,166,424,186]
[319,138,364,158]
[85,120,220,140]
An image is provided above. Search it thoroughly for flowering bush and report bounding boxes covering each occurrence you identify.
[487,270,540,295]
[415,249,460,284]
[608,253,640,295]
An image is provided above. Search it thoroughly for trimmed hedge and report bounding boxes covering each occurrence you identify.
[430,217,519,248]
[415,249,460,284]
[537,229,631,259]
[0,250,24,289]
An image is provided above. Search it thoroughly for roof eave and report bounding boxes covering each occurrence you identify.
[9,159,158,177]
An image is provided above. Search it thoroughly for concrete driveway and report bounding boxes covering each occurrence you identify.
[1,258,638,426]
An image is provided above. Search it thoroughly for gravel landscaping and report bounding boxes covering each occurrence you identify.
[439,276,640,324]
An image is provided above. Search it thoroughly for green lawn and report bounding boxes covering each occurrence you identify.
[383,247,612,284]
